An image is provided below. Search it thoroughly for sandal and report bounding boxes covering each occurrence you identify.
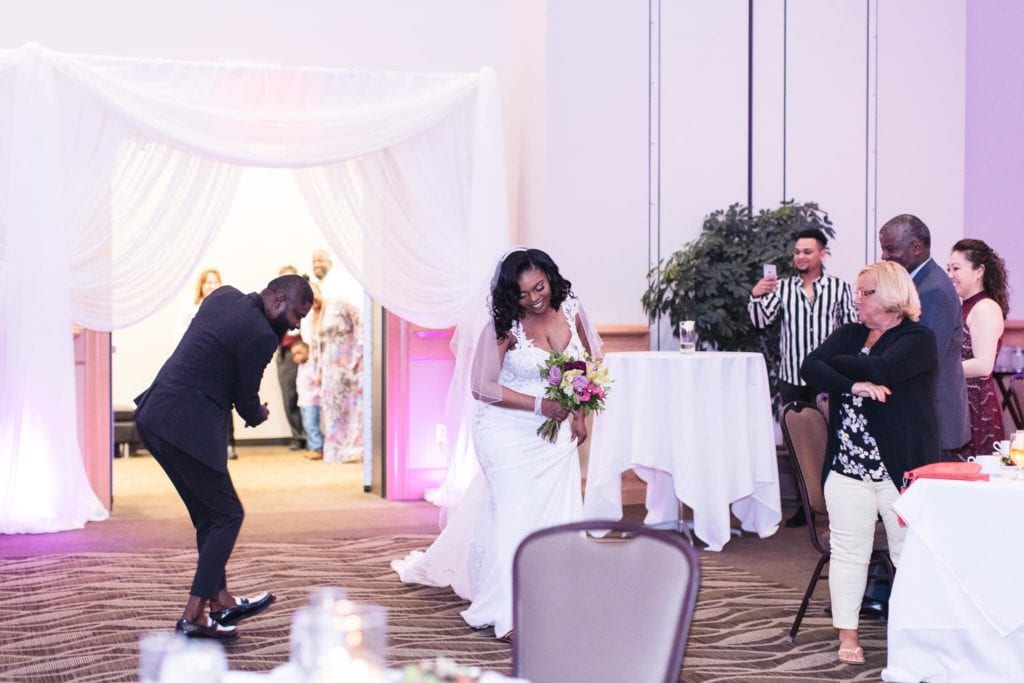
[837,646,865,664]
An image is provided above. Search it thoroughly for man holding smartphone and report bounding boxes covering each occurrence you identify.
[748,228,857,525]
[750,228,857,404]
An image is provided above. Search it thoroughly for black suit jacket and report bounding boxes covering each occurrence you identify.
[135,286,278,473]
[801,318,940,487]
[913,259,970,450]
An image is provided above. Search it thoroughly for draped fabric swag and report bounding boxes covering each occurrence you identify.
[0,44,507,534]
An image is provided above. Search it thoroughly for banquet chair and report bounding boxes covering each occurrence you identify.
[511,520,699,683]
[780,401,894,643]
[1011,375,1024,431]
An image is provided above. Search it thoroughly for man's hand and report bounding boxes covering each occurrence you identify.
[751,276,779,297]
[253,402,270,425]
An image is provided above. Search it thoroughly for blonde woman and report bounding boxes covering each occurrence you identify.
[178,268,222,339]
[801,261,939,664]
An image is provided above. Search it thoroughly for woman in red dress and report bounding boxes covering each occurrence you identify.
[947,238,1010,458]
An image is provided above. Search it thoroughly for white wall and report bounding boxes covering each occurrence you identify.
[541,0,969,346]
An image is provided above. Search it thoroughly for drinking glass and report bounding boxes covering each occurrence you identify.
[156,639,226,683]
[1010,430,1024,479]
[138,632,185,683]
[678,321,697,354]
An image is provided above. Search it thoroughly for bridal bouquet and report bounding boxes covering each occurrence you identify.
[536,351,611,443]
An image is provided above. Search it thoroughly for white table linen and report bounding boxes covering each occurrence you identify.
[882,476,1024,682]
[583,351,781,551]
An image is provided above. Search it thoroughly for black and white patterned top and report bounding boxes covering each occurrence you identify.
[748,272,857,386]
[830,347,891,482]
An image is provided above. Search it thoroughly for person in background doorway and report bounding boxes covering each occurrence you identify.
[879,214,970,458]
[947,238,1011,458]
[276,265,306,451]
[311,248,364,464]
[178,268,222,340]
[291,340,323,460]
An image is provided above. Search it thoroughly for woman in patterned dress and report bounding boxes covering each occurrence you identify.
[801,261,939,665]
[947,239,1010,459]
[318,296,363,463]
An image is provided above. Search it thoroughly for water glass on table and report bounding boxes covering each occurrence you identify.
[678,320,697,354]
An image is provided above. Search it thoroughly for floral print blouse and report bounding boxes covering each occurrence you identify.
[831,346,891,482]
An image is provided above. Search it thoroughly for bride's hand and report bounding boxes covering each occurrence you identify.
[570,411,588,445]
[541,400,570,422]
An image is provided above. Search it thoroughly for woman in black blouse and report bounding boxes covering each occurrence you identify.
[801,260,939,665]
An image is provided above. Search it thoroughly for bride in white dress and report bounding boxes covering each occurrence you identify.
[392,248,603,639]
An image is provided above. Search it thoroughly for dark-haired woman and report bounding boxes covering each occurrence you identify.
[393,247,602,639]
[948,238,1011,458]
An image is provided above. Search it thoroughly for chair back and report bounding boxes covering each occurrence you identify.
[512,520,699,683]
[780,401,832,555]
[1011,375,1024,432]
[781,402,828,515]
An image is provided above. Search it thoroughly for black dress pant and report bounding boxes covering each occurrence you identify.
[136,422,243,598]
[276,346,304,444]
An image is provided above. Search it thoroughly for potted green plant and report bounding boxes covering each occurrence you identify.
[641,201,836,398]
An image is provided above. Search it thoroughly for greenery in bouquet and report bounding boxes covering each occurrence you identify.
[536,351,611,443]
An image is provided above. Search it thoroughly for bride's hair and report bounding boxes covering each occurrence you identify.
[491,248,573,340]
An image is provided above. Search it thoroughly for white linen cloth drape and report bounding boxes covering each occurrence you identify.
[0,44,507,534]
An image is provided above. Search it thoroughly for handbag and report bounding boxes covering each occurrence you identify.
[900,461,989,493]
[897,461,988,526]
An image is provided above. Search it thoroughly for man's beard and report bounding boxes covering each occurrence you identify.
[270,311,292,339]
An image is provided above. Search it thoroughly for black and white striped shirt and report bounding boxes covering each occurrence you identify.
[747,273,857,385]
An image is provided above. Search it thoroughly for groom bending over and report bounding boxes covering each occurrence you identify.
[135,274,312,639]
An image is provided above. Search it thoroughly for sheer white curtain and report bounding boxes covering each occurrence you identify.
[0,44,507,534]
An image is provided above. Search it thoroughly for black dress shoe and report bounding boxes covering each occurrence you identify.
[210,592,276,625]
[175,617,239,640]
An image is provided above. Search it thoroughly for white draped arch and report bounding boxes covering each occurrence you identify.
[0,43,508,534]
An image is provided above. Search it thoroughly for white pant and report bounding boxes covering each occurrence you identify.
[824,472,906,630]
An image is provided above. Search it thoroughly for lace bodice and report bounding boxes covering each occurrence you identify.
[498,298,585,397]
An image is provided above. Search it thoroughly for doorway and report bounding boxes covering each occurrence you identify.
[109,168,376,505]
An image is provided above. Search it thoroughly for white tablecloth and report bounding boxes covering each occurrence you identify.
[582,351,781,551]
[882,476,1024,682]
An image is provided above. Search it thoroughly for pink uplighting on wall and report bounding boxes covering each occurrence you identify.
[384,313,456,500]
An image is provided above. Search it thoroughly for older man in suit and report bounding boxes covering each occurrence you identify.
[135,274,313,639]
[879,214,970,457]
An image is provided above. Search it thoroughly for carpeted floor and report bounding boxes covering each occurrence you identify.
[0,535,885,682]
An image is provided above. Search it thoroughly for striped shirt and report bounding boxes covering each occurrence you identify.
[747,273,857,385]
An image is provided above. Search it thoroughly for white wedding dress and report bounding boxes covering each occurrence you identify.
[392,298,586,638]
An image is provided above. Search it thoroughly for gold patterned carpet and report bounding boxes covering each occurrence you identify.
[0,535,886,682]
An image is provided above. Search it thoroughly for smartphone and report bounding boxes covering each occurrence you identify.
[762,263,777,279]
